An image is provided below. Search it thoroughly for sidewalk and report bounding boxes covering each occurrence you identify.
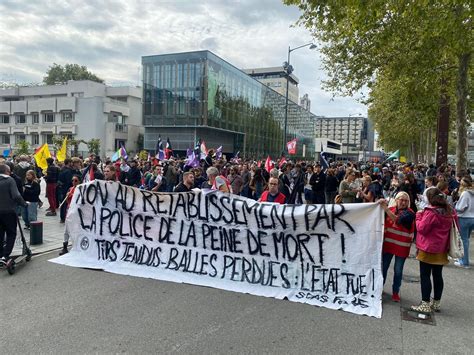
[12,179,66,256]
[12,200,66,256]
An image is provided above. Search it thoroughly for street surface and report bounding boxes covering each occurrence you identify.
[1,247,473,354]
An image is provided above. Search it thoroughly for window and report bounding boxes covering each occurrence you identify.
[0,115,9,124]
[43,112,55,123]
[32,113,39,124]
[109,112,123,124]
[31,134,39,145]
[15,114,26,124]
[71,92,84,97]
[15,134,26,143]
[0,134,10,144]
[43,133,53,144]
[61,111,75,123]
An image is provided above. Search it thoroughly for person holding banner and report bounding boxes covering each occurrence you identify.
[259,177,286,204]
[174,171,194,192]
[103,165,117,182]
[59,175,82,255]
[378,191,415,302]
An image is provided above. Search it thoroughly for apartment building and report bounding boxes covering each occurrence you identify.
[0,80,142,158]
[314,116,374,160]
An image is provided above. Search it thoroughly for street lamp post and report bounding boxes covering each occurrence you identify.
[283,42,316,155]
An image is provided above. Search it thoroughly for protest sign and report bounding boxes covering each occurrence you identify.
[51,180,385,317]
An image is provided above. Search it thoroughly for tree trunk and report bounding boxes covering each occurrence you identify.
[455,52,470,175]
[419,130,424,162]
[427,127,432,164]
[436,79,450,167]
[411,141,417,163]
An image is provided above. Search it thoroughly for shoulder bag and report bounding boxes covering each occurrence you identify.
[448,218,464,259]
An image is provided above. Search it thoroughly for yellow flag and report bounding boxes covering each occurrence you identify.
[399,156,407,163]
[34,144,51,170]
[56,137,67,162]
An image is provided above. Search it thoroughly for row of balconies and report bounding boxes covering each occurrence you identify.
[0,124,77,135]
[0,97,76,114]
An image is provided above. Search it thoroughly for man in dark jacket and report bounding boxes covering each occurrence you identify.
[0,164,27,266]
[310,163,326,204]
[58,158,75,223]
[45,158,60,216]
[124,160,142,187]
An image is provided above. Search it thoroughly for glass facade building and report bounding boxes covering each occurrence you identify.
[142,51,316,158]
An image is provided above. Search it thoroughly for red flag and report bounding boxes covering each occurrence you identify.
[278,156,287,168]
[34,143,45,154]
[264,156,273,173]
[89,166,95,181]
[287,139,297,155]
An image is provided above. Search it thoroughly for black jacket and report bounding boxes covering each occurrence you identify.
[23,180,41,202]
[0,175,27,212]
[125,167,142,187]
[58,166,74,193]
[45,165,60,183]
[310,171,326,193]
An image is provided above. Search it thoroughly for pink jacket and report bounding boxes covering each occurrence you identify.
[416,207,458,254]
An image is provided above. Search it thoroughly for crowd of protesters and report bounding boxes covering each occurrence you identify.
[0,150,472,313]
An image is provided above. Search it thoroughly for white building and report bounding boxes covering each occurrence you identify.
[314,116,374,160]
[0,80,142,158]
[242,67,300,104]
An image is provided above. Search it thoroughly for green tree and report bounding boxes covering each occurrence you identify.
[284,1,472,171]
[51,135,70,153]
[43,63,104,85]
[70,138,86,157]
[87,139,101,156]
[16,140,30,155]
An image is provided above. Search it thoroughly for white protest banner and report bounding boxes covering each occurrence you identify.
[51,181,385,317]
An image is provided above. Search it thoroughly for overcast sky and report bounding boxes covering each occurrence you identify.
[0,0,367,117]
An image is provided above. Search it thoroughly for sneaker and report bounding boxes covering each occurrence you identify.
[391,293,401,302]
[430,299,441,312]
[411,301,432,313]
[454,261,470,269]
[60,219,65,224]
[45,211,57,216]
[24,225,30,230]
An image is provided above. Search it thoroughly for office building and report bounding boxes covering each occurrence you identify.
[314,116,374,160]
[300,93,311,111]
[242,66,299,104]
[0,80,142,157]
[142,51,316,158]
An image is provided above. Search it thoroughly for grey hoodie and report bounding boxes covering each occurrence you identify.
[0,174,27,212]
[455,189,474,218]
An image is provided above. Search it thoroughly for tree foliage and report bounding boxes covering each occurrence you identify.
[87,139,101,155]
[16,140,30,155]
[43,63,104,85]
[285,1,473,169]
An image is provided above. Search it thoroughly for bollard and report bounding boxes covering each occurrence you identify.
[30,221,43,245]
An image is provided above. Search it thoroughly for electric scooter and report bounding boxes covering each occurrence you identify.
[0,217,32,275]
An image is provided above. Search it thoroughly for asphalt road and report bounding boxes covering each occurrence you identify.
[1,250,473,354]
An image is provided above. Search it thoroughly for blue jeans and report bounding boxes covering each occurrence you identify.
[382,253,406,294]
[458,217,473,267]
[22,202,38,227]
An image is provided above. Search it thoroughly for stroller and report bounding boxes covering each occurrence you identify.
[0,217,32,275]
